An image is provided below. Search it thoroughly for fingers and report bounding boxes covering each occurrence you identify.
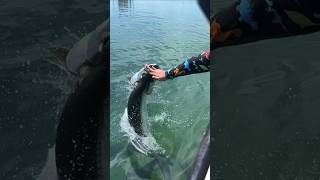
[149,66,157,70]
[152,76,165,81]
[147,66,159,75]
[145,65,166,80]
[149,71,157,76]
[146,65,153,72]
[152,76,160,80]
[147,65,156,72]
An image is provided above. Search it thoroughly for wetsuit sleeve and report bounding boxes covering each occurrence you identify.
[166,50,210,79]
[211,0,320,49]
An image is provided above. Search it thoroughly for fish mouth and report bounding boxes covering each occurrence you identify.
[129,66,155,89]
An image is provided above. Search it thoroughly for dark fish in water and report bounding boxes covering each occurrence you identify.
[127,65,158,136]
[127,145,172,180]
[55,61,107,180]
[55,19,109,180]
[65,20,109,76]
[125,65,172,180]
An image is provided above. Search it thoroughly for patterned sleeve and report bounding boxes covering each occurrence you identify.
[166,49,210,79]
[211,0,320,50]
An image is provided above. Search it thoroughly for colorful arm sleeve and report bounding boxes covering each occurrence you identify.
[166,50,210,79]
[211,0,320,49]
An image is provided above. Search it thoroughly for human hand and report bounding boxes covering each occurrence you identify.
[146,65,167,81]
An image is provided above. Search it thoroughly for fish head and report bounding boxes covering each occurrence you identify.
[129,67,147,86]
[66,19,109,76]
[129,64,159,94]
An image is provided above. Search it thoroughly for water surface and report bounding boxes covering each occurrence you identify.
[110,0,209,179]
[0,1,104,179]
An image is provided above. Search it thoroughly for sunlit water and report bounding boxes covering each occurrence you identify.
[0,0,104,179]
[110,0,209,179]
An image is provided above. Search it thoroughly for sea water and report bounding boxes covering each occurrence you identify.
[110,0,209,179]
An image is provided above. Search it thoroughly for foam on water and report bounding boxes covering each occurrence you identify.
[120,108,165,156]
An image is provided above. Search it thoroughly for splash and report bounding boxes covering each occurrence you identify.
[120,108,165,156]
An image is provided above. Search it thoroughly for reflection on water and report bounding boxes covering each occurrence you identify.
[118,0,134,11]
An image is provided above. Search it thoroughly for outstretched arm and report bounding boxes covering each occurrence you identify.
[211,0,320,49]
[147,50,210,80]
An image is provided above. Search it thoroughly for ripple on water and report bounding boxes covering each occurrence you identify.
[111,1,209,179]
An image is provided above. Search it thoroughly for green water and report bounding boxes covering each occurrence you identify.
[110,0,209,179]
